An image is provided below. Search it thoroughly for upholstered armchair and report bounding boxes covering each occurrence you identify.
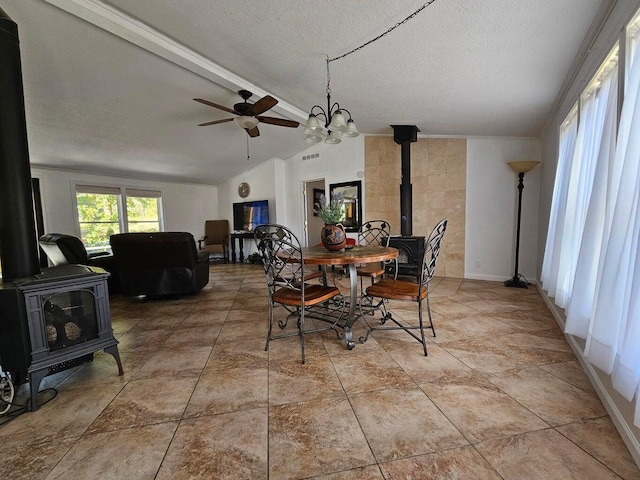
[199,220,229,262]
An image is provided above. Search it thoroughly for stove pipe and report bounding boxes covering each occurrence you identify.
[391,125,420,237]
[0,8,40,281]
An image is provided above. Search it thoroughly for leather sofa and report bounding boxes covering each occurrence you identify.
[38,233,121,293]
[110,232,209,297]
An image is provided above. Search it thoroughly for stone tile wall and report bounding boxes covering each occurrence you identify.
[364,137,466,278]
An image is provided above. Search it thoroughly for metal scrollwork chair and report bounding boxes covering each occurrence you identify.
[254,224,343,363]
[356,220,392,286]
[359,218,447,356]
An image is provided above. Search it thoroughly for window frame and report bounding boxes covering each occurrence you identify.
[71,181,165,250]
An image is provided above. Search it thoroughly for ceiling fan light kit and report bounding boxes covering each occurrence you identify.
[194,89,299,138]
[234,116,259,130]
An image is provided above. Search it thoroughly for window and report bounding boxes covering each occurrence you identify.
[125,189,161,233]
[75,184,163,252]
[543,8,640,428]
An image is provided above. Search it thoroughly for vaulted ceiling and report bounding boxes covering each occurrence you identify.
[6,0,607,185]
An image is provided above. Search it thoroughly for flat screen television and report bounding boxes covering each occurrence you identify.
[232,200,269,231]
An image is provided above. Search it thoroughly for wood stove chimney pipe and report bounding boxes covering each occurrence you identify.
[391,125,420,237]
[0,8,41,280]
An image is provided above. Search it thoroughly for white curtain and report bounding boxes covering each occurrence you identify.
[543,68,617,308]
[543,41,640,427]
[540,112,577,297]
[564,67,619,336]
[588,44,640,422]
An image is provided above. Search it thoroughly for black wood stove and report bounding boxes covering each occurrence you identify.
[0,9,122,411]
[0,265,123,410]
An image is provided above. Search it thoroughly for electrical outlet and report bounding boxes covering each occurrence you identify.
[475,260,481,268]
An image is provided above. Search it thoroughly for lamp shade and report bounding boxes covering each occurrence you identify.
[341,119,359,138]
[234,116,259,130]
[328,110,347,132]
[325,130,342,144]
[508,161,541,174]
[304,114,323,134]
[305,133,323,144]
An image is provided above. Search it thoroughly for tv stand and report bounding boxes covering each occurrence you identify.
[229,231,254,263]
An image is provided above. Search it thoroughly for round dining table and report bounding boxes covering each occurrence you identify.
[301,245,398,349]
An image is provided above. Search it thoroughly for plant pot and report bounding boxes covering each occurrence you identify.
[320,223,347,251]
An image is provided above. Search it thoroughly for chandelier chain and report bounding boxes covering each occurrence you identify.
[328,0,438,63]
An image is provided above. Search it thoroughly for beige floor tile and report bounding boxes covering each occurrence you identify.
[180,308,229,326]
[269,355,345,405]
[379,445,502,479]
[269,397,375,479]
[133,345,212,380]
[57,350,147,389]
[539,360,595,392]
[475,428,622,479]
[350,386,468,462]
[217,318,267,342]
[487,366,606,426]
[183,366,268,417]
[439,337,535,373]
[487,331,575,365]
[0,383,123,447]
[115,329,172,354]
[45,422,177,480]
[556,417,640,479]
[307,465,384,479]
[331,348,414,395]
[156,409,268,479]
[419,375,549,443]
[0,437,77,480]
[385,342,474,383]
[163,324,222,347]
[87,376,198,433]
[205,335,269,370]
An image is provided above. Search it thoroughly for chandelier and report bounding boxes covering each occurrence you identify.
[304,57,358,145]
[303,0,438,145]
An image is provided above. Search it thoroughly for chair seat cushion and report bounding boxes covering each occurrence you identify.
[366,278,427,302]
[273,284,340,306]
[201,244,225,254]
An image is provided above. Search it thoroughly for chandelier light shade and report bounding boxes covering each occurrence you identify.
[505,160,541,288]
[305,57,359,144]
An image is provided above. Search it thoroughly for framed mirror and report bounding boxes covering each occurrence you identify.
[329,180,362,232]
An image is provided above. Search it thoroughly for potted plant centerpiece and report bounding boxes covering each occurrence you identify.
[314,192,347,251]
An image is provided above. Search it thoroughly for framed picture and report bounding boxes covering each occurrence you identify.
[329,180,362,232]
[313,188,324,216]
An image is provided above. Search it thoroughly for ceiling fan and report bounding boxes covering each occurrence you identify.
[193,89,300,137]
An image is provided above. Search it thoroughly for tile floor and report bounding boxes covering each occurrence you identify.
[1,263,639,479]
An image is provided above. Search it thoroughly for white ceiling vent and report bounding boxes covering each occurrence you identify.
[302,153,320,161]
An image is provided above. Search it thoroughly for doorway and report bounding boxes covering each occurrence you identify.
[303,179,325,247]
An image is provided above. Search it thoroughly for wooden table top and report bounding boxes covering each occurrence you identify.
[301,245,398,266]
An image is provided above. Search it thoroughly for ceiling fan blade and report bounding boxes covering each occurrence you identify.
[193,98,237,115]
[247,95,278,116]
[246,126,260,137]
[257,116,300,128]
[198,118,234,126]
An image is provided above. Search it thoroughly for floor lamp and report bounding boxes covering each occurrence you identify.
[505,160,540,288]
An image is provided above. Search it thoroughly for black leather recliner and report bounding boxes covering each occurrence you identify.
[110,232,209,297]
[38,233,121,293]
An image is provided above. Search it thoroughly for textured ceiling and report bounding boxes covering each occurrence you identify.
[5,0,605,185]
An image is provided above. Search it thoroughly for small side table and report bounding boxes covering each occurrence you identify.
[229,231,255,263]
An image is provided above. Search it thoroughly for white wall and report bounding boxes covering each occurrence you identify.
[32,167,218,240]
[217,159,279,259]
[466,137,542,281]
[285,137,365,243]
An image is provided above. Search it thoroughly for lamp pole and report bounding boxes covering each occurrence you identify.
[504,161,540,289]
